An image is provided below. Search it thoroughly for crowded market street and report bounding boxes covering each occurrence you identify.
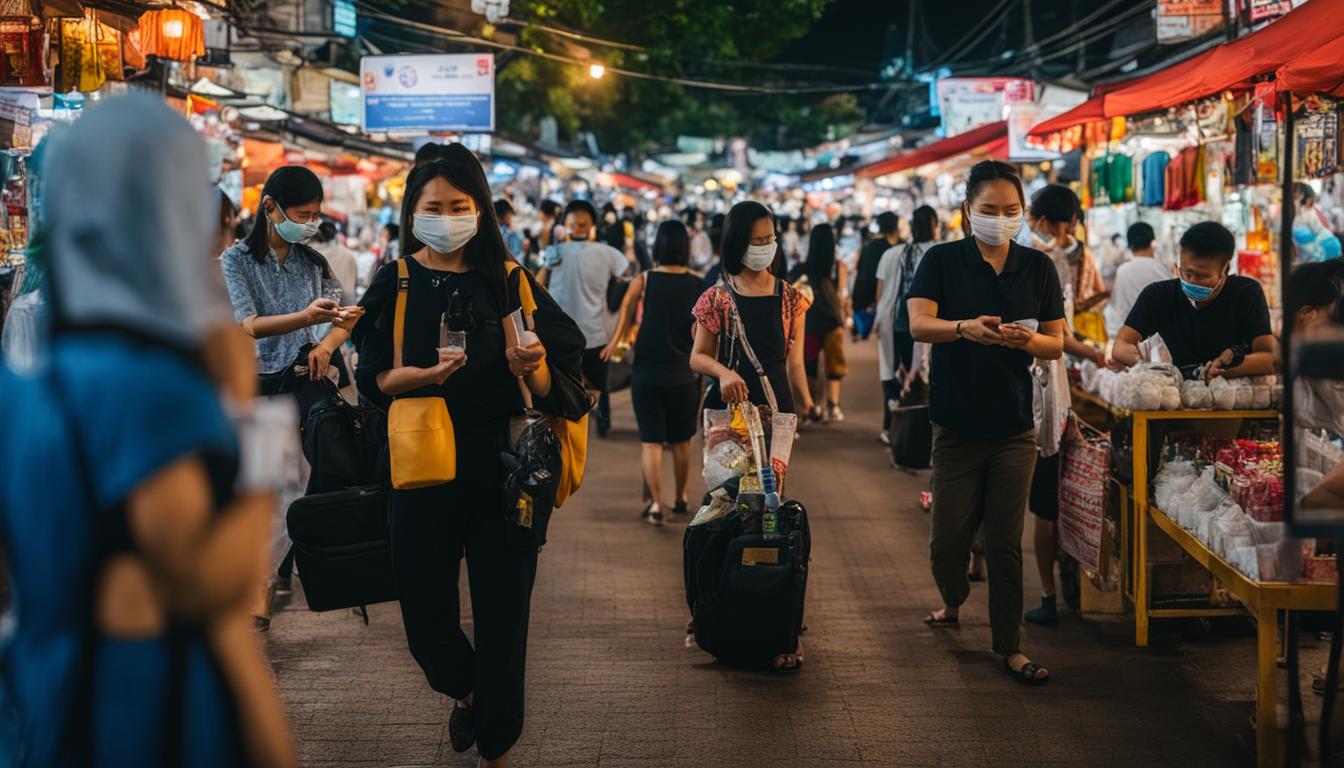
[269,340,1306,767]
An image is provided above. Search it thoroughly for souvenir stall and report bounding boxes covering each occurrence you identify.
[1026,5,1344,764]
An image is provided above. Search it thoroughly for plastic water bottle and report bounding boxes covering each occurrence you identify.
[761,468,780,534]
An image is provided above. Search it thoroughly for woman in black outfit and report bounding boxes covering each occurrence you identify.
[354,145,585,767]
[603,220,703,525]
[800,223,849,422]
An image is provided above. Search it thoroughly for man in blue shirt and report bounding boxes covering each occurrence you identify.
[495,198,525,258]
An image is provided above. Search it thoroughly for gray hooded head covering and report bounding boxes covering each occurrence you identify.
[44,92,231,350]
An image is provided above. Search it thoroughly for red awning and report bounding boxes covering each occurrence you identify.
[1027,96,1106,138]
[1104,0,1342,116]
[1276,33,1344,96]
[856,121,1008,179]
[610,171,663,193]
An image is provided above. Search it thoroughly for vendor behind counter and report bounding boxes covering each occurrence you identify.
[1112,221,1276,381]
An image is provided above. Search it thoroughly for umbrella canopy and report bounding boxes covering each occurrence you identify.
[1275,33,1344,97]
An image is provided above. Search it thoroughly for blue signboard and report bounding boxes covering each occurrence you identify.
[333,0,357,38]
[360,54,495,134]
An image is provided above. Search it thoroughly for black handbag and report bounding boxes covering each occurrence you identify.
[890,376,931,469]
[501,410,562,549]
[286,485,397,613]
[302,378,388,495]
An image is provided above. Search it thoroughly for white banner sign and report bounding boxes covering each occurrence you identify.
[361,54,495,134]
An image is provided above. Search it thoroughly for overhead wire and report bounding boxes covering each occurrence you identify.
[354,2,901,96]
[930,0,1018,66]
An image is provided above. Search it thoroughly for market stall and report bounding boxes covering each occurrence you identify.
[1028,6,1344,764]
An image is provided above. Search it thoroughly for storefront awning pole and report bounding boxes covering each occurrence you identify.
[1280,89,1296,542]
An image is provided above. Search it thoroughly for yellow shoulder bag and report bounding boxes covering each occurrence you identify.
[387,258,457,489]
[507,262,588,507]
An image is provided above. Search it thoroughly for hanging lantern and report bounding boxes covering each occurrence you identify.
[136,8,204,62]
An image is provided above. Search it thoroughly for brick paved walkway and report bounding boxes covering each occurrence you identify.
[267,338,1327,767]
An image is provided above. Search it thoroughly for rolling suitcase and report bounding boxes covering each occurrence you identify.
[286,485,397,613]
[683,491,810,669]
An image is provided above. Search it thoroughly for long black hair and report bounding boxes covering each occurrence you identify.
[1287,258,1344,326]
[911,205,938,243]
[245,165,330,277]
[653,219,690,267]
[803,223,837,285]
[399,143,511,305]
[720,200,781,277]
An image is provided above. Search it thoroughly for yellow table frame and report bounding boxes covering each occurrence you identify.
[1123,409,1336,767]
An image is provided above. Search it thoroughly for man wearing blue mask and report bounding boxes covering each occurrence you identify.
[1113,221,1276,381]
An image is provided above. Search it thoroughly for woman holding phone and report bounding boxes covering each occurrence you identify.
[354,145,585,768]
[906,160,1065,686]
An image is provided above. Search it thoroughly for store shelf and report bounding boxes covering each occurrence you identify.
[1120,408,1279,421]
[1148,506,1336,612]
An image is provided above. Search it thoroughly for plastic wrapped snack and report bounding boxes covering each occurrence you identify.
[1135,380,1163,410]
[1154,461,1199,512]
[1230,546,1260,580]
[1180,380,1212,409]
[1161,385,1182,411]
[1209,377,1237,410]
[1252,383,1271,409]
[769,412,799,482]
[1233,380,1253,410]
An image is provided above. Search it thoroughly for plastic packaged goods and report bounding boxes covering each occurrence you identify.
[768,412,798,481]
[690,487,735,527]
[1161,386,1182,411]
[1180,380,1213,409]
[1252,383,1272,409]
[1233,380,1254,410]
[1209,376,1238,410]
[1153,460,1199,512]
[1134,380,1163,410]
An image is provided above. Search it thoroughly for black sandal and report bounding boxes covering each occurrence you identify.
[1003,656,1050,685]
[924,612,959,627]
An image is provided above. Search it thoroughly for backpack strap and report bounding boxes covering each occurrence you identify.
[393,258,409,369]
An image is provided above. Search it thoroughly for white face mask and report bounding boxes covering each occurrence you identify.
[414,213,478,254]
[969,212,1022,247]
[743,243,776,272]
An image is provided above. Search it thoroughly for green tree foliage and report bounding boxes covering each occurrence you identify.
[497,0,862,152]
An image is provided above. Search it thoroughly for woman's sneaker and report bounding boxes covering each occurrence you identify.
[878,431,891,446]
[828,405,845,422]
[641,505,664,526]
[448,701,475,753]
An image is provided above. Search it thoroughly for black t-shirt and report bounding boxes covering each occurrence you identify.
[851,238,889,310]
[353,258,587,435]
[907,238,1066,439]
[633,270,703,385]
[1122,276,1272,369]
[804,273,843,336]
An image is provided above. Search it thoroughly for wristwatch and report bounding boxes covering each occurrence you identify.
[955,320,964,338]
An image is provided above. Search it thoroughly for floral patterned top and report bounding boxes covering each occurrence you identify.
[692,279,810,352]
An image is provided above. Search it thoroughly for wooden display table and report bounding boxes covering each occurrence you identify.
[1122,408,1336,768]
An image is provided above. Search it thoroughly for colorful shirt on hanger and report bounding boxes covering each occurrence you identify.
[1141,151,1169,207]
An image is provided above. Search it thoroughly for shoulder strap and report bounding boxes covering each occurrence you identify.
[393,258,409,368]
[506,261,538,324]
[723,278,780,414]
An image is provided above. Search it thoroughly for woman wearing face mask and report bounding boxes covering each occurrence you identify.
[0,94,296,768]
[220,165,364,625]
[353,146,586,768]
[689,200,813,672]
[906,160,1066,686]
[221,166,363,391]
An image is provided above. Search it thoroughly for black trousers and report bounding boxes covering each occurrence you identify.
[389,432,539,761]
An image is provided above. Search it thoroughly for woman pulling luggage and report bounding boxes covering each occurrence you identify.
[602,219,704,525]
[354,145,586,768]
[0,93,296,768]
[689,200,814,671]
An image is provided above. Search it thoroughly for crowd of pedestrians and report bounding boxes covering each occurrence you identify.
[2,92,1310,767]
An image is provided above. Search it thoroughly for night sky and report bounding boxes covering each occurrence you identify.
[777,0,1087,79]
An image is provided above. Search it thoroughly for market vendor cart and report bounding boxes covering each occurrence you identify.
[1122,408,1337,768]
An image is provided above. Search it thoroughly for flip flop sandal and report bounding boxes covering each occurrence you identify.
[774,655,804,674]
[1004,657,1050,686]
[924,613,959,627]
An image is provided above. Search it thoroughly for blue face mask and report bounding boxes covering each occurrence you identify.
[1180,275,1219,302]
[270,198,320,244]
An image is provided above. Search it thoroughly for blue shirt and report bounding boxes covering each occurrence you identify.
[219,241,342,374]
[0,333,240,765]
[500,224,524,259]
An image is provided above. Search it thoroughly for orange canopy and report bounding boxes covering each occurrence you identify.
[1104,0,1340,115]
[1275,33,1344,97]
[857,121,1008,179]
[1027,96,1106,138]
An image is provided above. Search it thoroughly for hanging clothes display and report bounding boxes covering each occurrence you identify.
[136,8,205,63]
[59,14,106,93]
[0,16,44,87]
[1141,151,1170,207]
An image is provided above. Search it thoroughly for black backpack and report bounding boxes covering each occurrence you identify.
[683,487,811,669]
[302,380,389,495]
[286,485,397,613]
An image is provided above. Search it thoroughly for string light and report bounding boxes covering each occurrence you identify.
[589,63,605,79]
